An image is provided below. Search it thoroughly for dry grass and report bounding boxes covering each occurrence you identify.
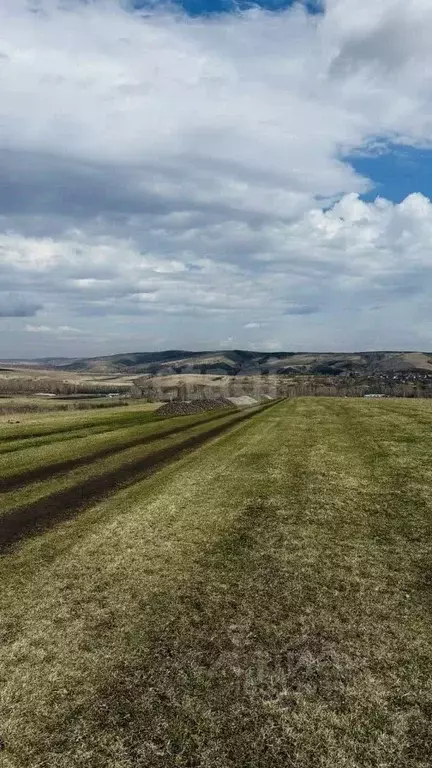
[0,399,432,767]
[0,365,137,387]
[0,406,245,516]
[0,399,158,428]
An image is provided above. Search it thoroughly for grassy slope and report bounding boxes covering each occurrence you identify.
[0,406,235,483]
[1,399,432,767]
[0,402,158,442]
[0,408,244,514]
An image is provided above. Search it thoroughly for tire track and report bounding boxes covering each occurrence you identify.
[0,401,280,553]
[0,413,156,450]
[0,409,236,493]
[0,415,139,444]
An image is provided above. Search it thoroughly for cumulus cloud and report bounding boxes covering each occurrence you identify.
[3,191,432,318]
[1,0,432,354]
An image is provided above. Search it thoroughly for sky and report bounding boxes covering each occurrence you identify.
[2,0,432,357]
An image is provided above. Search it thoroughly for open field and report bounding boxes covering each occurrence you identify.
[1,398,432,766]
[0,396,144,422]
[0,396,161,426]
[0,365,138,403]
[2,356,432,404]
[0,365,137,388]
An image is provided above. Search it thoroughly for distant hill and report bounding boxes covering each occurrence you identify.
[9,350,432,377]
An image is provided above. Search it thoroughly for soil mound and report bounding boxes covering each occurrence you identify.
[156,399,233,417]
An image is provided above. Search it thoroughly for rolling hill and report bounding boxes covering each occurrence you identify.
[8,350,432,376]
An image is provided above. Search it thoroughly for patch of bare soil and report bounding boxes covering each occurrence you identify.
[156,399,233,417]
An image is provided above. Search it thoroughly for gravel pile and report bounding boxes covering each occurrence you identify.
[226,396,259,407]
[156,399,233,417]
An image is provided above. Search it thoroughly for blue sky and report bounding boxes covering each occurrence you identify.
[350,145,432,204]
[133,0,321,16]
[1,0,432,357]
[135,0,432,214]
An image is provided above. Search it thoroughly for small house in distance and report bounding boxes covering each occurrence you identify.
[364,393,386,399]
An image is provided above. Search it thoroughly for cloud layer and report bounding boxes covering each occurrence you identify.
[1,0,432,355]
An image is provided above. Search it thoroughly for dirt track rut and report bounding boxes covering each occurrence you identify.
[0,402,279,552]
[0,409,235,493]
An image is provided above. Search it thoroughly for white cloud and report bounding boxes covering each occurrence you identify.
[25,325,52,333]
[25,324,84,335]
[1,0,432,353]
[58,325,85,334]
[5,191,432,325]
